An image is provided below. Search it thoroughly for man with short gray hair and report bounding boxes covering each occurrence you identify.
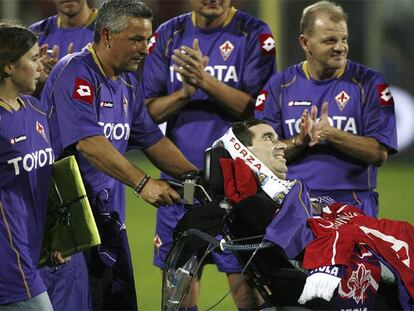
[41,0,197,309]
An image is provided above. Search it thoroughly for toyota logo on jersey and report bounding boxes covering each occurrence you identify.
[72,78,94,104]
[377,83,394,106]
[255,90,268,111]
[259,34,276,55]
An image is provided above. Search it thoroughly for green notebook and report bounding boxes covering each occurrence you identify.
[39,156,101,267]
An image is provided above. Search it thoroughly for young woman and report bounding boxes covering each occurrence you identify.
[0,24,54,310]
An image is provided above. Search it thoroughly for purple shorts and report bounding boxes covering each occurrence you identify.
[153,203,242,273]
[39,252,91,311]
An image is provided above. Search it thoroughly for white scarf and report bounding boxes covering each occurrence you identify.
[213,128,295,204]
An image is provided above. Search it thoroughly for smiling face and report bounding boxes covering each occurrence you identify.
[191,0,231,17]
[300,13,348,77]
[107,17,152,73]
[9,44,42,93]
[247,124,288,180]
[54,0,87,17]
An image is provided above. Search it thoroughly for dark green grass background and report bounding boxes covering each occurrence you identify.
[125,152,414,310]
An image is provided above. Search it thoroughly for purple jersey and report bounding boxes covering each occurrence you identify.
[0,96,54,304]
[143,7,276,170]
[41,46,163,222]
[255,60,398,191]
[29,11,97,59]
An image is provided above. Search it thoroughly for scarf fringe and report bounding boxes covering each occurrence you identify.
[298,272,341,304]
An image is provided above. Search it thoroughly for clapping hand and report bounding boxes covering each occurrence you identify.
[309,102,331,147]
[38,42,74,83]
[172,38,209,95]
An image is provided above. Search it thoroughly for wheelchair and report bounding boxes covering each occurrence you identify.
[162,146,402,311]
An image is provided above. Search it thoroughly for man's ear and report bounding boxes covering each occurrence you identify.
[3,63,15,77]
[100,27,112,48]
[299,34,310,54]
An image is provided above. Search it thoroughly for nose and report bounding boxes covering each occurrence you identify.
[36,59,43,72]
[333,40,346,52]
[276,140,287,150]
[140,40,149,55]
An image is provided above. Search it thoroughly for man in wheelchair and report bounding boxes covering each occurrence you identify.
[166,119,414,310]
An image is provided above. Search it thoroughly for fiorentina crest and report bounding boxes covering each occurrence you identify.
[335,90,350,111]
[219,40,234,61]
[36,121,48,143]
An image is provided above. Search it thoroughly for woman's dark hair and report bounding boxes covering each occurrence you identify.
[0,23,37,79]
[232,118,270,146]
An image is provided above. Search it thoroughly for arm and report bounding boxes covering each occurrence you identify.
[76,135,181,206]
[324,130,388,167]
[145,84,194,123]
[143,136,198,179]
[143,26,197,123]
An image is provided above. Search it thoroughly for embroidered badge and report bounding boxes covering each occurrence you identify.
[255,90,268,111]
[288,100,312,107]
[72,78,94,105]
[219,40,234,61]
[335,91,350,111]
[123,95,128,117]
[10,135,27,144]
[36,121,48,142]
[376,83,394,106]
[259,34,276,55]
[100,101,113,108]
[154,234,163,256]
[148,32,158,54]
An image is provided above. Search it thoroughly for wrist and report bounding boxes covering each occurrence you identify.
[196,71,211,90]
[134,174,151,197]
[291,136,301,147]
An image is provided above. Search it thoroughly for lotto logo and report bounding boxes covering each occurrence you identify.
[10,135,27,144]
[259,34,275,55]
[376,83,394,106]
[72,78,94,104]
[148,32,158,53]
[255,90,268,111]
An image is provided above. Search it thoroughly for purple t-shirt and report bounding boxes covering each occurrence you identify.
[143,7,276,171]
[29,12,96,59]
[41,46,163,221]
[0,96,54,304]
[255,60,398,191]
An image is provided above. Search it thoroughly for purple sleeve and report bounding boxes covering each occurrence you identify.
[51,64,102,149]
[143,25,169,98]
[361,73,398,154]
[242,23,277,97]
[128,83,164,150]
[254,74,285,139]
